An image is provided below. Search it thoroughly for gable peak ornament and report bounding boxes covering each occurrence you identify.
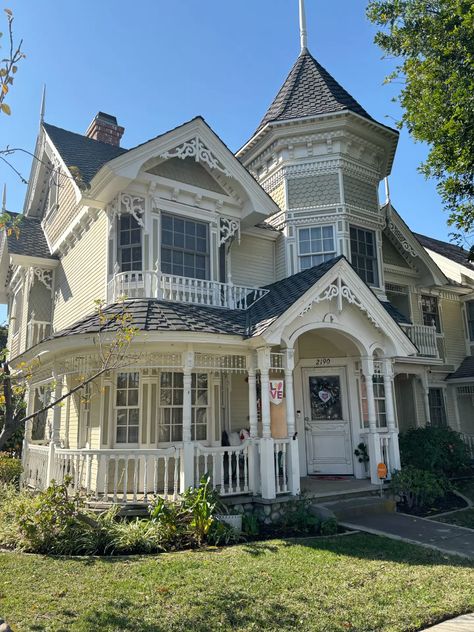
[160,136,231,177]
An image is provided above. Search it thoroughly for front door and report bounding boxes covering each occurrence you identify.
[303,368,353,475]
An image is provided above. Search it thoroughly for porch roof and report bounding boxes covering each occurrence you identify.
[446,356,474,381]
[47,256,411,342]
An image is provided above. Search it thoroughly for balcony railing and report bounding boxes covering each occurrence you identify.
[107,270,269,310]
[27,319,51,349]
[400,323,439,358]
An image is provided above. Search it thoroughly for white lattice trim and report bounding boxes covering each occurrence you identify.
[160,136,230,176]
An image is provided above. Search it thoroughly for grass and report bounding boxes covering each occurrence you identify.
[0,534,473,632]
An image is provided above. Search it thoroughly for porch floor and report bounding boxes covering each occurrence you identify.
[301,476,381,500]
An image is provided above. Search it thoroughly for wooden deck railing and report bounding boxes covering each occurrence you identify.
[400,324,439,358]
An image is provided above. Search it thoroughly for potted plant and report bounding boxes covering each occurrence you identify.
[354,442,369,476]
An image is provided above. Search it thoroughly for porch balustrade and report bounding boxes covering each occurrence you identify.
[460,432,474,459]
[195,441,251,496]
[107,270,268,310]
[274,439,290,495]
[23,444,49,490]
[26,319,51,349]
[400,324,439,358]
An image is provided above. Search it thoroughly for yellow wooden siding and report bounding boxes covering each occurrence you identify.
[440,298,466,366]
[43,176,80,247]
[230,234,275,288]
[53,214,108,331]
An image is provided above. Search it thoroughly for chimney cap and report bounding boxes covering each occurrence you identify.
[85,111,124,147]
[95,111,118,125]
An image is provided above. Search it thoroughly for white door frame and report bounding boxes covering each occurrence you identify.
[302,366,354,475]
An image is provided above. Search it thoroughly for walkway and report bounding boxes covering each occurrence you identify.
[424,613,474,631]
[340,512,474,560]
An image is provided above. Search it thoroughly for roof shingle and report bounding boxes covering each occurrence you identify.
[6,213,56,260]
[43,123,128,185]
[254,49,375,135]
[414,232,474,273]
[447,356,474,381]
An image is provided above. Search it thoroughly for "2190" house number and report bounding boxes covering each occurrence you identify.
[314,358,331,367]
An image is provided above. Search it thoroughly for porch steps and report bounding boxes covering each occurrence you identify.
[317,496,396,521]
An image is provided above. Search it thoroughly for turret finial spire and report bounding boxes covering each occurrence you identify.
[39,84,46,125]
[1,184,6,213]
[299,0,308,52]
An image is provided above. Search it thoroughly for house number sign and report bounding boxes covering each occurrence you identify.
[314,358,332,367]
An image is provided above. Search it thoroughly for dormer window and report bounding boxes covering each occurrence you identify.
[161,213,209,280]
[298,226,335,271]
[118,214,142,272]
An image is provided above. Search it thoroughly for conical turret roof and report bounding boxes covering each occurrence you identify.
[254,48,374,135]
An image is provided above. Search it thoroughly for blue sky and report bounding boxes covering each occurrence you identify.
[0,1,450,253]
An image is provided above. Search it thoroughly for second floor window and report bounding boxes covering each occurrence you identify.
[421,295,441,333]
[298,226,335,270]
[350,226,379,286]
[161,213,209,280]
[428,388,447,426]
[118,214,142,272]
[467,301,474,341]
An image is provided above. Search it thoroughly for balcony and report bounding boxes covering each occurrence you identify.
[107,270,269,310]
[400,323,439,358]
[27,319,51,349]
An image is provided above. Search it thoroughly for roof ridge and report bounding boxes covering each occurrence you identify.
[43,121,129,151]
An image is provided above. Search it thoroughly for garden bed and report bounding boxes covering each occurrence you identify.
[397,490,468,518]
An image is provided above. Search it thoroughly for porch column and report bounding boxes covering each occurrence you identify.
[51,370,63,445]
[247,354,260,495]
[285,348,300,496]
[180,350,195,492]
[383,358,401,472]
[362,357,382,485]
[257,347,276,500]
[420,371,431,426]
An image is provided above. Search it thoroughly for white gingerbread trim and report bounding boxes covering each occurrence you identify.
[160,136,231,177]
[219,216,240,246]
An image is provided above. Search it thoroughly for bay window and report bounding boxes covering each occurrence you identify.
[159,372,209,442]
[350,226,379,286]
[161,213,209,280]
[298,225,336,270]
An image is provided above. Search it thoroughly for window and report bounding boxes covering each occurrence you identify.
[350,226,379,286]
[31,386,50,441]
[359,375,387,428]
[118,214,142,272]
[159,372,209,442]
[421,295,441,333]
[80,382,92,447]
[298,226,335,270]
[161,213,209,280]
[467,301,474,341]
[428,388,447,426]
[386,283,411,322]
[116,372,140,444]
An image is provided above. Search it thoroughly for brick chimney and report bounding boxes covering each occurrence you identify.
[85,112,124,146]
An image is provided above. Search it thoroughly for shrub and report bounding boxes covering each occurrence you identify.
[0,453,22,485]
[242,514,260,537]
[399,426,470,476]
[207,520,241,546]
[391,466,451,512]
[274,497,321,535]
[320,517,338,536]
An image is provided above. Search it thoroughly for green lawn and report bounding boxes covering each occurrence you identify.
[1,534,473,632]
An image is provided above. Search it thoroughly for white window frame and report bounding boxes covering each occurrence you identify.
[297,224,336,271]
[350,225,379,287]
[158,371,210,444]
[117,213,143,273]
[421,294,442,333]
[428,387,447,427]
[114,371,141,446]
[161,212,210,280]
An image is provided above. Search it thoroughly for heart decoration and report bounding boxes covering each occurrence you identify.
[318,390,331,403]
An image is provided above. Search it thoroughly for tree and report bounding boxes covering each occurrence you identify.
[0,7,24,116]
[367,0,474,252]
[0,300,138,450]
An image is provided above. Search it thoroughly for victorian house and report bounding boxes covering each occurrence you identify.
[2,5,473,504]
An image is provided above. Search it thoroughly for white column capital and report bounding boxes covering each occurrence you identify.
[257,346,271,372]
[181,350,195,375]
[284,347,295,372]
[382,357,394,378]
[361,356,374,377]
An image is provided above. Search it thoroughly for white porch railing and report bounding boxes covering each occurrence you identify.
[195,441,251,496]
[107,270,268,310]
[400,324,438,358]
[460,432,474,459]
[52,446,181,502]
[27,319,51,349]
[23,444,49,489]
[274,439,290,494]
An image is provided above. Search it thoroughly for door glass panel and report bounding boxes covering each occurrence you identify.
[309,376,342,421]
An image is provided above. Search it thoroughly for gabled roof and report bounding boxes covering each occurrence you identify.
[43,123,128,184]
[254,48,375,135]
[414,232,474,273]
[5,212,56,260]
[47,256,412,344]
[447,356,474,381]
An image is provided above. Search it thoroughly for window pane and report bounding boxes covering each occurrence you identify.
[116,427,127,443]
[128,389,139,406]
[116,390,127,407]
[160,213,210,280]
[128,426,139,443]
